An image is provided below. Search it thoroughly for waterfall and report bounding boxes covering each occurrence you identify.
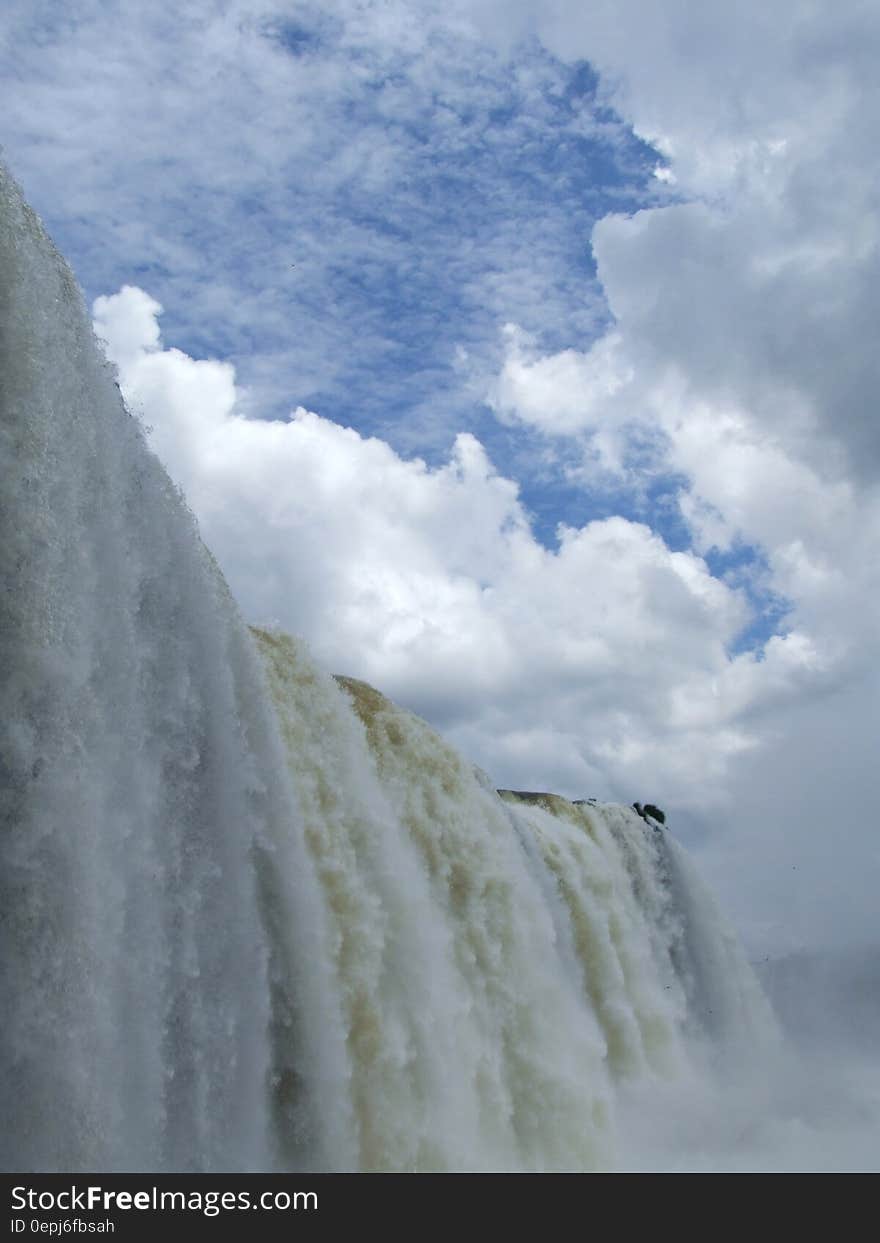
[0,163,777,1173]
[0,162,341,1173]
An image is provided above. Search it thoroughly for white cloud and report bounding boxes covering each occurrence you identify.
[469,0,880,948]
[490,325,633,454]
[94,287,827,849]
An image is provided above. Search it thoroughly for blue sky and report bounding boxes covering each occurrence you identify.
[2,2,686,543]
[3,0,880,953]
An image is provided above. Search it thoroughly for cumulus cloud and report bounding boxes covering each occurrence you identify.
[491,324,633,451]
[93,286,826,844]
[471,0,880,949]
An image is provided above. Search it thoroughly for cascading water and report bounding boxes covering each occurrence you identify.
[0,163,341,1173]
[0,163,778,1173]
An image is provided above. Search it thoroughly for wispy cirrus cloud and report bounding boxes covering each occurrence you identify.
[0,0,660,455]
